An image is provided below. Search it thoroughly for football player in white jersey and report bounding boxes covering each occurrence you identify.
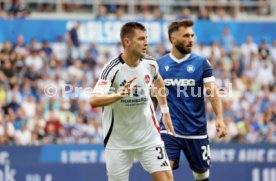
[91,22,175,181]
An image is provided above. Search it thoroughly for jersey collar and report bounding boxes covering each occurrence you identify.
[118,53,125,64]
[169,53,191,64]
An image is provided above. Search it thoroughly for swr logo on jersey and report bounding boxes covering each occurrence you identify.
[164,79,195,86]
[98,80,108,86]
[145,74,150,84]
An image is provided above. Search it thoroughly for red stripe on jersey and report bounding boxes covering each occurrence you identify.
[150,104,160,133]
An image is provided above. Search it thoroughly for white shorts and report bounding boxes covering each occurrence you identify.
[105,143,171,181]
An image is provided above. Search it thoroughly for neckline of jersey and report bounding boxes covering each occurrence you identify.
[169,53,191,64]
[119,53,142,70]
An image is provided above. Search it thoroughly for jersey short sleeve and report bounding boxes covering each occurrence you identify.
[142,55,159,81]
[203,59,215,83]
[149,60,159,81]
[93,58,120,94]
[150,60,159,81]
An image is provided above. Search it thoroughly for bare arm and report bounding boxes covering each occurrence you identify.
[153,74,175,136]
[90,77,136,107]
[153,75,167,105]
[205,81,227,138]
[90,92,123,107]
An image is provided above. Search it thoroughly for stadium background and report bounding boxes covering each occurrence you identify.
[0,0,276,180]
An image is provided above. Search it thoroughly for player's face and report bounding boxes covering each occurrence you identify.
[172,26,194,54]
[128,29,148,57]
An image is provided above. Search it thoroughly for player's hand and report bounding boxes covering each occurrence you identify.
[216,119,227,138]
[162,113,176,137]
[119,77,137,97]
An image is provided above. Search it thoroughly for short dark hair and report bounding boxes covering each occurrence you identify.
[120,22,146,47]
[168,20,194,43]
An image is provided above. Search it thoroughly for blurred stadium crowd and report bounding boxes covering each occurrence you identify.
[0,0,276,145]
[0,0,273,20]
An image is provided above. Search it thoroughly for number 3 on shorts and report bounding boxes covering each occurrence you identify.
[156,146,167,160]
[201,144,211,160]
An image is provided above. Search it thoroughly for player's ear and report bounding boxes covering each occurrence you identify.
[170,34,176,44]
[123,37,130,47]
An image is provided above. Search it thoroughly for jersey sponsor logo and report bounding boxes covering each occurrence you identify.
[187,65,195,73]
[120,97,148,106]
[98,80,108,86]
[164,79,196,86]
[165,66,169,71]
[145,74,150,84]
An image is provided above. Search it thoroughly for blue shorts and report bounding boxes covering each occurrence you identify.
[161,133,211,171]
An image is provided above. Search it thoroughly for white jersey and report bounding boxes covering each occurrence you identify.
[93,54,162,149]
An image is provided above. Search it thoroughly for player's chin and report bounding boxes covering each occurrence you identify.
[141,51,147,57]
[186,47,192,52]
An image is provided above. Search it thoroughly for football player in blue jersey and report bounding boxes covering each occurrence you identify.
[157,20,227,181]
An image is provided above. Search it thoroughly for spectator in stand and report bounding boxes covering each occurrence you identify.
[62,1,81,12]
[0,1,8,18]
[257,0,271,15]
[220,26,235,56]
[152,6,163,20]
[211,6,230,21]
[44,108,63,143]
[136,5,151,20]
[21,96,36,118]
[198,7,210,20]
[14,123,31,145]
[24,48,44,72]
[86,43,99,63]
[28,38,41,50]
[257,61,274,86]
[114,6,125,19]
[14,35,27,58]
[96,5,108,19]
[52,36,68,64]
[7,0,29,18]
[0,84,6,106]
[67,21,81,60]
[41,39,53,62]
[241,36,258,64]
[258,39,270,60]
[177,8,191,20]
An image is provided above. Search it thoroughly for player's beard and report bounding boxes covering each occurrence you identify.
[175,42,191,55]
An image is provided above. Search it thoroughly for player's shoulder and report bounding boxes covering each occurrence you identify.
[141,55,157,65]
[103,55,125,70]
[105,55,122,66]
[190,53,212,68]
[100,55,122,80]
[142,54,156,61]
[190,53,206,61]
[156,53,170,65]
[157,53,170,61]
[141,54,156,63]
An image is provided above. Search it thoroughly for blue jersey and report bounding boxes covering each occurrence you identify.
[158,53,214,136]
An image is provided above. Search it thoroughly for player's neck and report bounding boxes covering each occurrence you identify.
[172,48,188,60]
[121,52,140,67]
